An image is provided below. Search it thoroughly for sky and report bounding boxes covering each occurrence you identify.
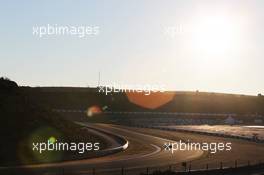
[0,0,264,95]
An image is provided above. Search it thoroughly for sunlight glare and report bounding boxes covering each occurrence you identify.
[191,14,240,57]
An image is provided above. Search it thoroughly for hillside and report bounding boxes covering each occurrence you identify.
[21,86,264,115]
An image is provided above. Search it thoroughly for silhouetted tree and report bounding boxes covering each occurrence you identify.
[0,77,18,92]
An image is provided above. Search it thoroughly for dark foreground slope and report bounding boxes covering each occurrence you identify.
[0,78,107,166]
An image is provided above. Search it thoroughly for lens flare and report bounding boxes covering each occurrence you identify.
[48,136,56,144]
[18,127,63,164]
[126,91,176,109]
[86,105,102,117]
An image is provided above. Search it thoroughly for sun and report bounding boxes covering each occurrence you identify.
[191,14,240,57]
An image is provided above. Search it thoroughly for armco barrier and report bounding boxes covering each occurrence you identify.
[76,123,129,157]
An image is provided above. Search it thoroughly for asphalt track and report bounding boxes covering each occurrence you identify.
[1,123,203,175]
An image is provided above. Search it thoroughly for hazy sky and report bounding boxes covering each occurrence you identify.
[0,0,263,95]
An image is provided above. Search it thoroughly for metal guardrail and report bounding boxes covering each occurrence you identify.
[76,123,129,156]
[139,162,264,175]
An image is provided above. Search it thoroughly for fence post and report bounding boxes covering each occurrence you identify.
[92,168,95,175]
[220,162,223,169]
[235,160,237,168]
[182,162,187,172]
[206,163,208,170]
[146,167,149,175]
[121,167,124,175]
[188,163,191,172]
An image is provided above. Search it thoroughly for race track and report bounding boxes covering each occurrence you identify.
[1,123,203,175]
